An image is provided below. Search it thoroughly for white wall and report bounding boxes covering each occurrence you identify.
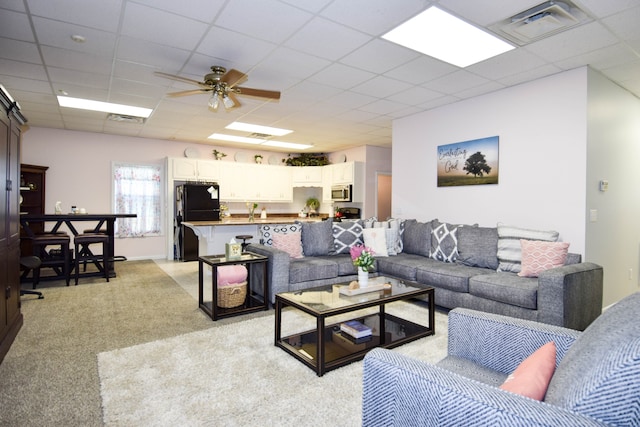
[586,68,640,306]
[393,68,589,254]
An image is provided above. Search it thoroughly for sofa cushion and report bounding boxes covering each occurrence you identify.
[332,220,363,254]
[545,292,640,425]
[497,224,559,273]
[271,231,304,258]
[288,257,338,283]
[456,226,499,270]
[518,240,570,277]
[260,223,303,246]
[402,219,434,257]
[416,262,484,293]
[300,219,334,256]
[430,221,463,263]
[376,253,431,281]
[468,273,538,309]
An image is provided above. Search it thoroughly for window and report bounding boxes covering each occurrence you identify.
[112,163,163,237]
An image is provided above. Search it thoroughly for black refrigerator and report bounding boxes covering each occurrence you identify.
[175,183,220,261]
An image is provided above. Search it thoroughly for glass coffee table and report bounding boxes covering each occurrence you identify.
[274,276,435,376]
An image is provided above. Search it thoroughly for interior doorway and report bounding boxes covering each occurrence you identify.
[376,173,392,220]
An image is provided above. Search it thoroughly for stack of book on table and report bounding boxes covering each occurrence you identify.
[340,320,373,344]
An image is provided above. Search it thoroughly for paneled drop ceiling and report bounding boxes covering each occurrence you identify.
[1,0,639,153]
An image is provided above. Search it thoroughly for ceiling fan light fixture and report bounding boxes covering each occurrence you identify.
[208,93,219,111]
[222,93,235,109]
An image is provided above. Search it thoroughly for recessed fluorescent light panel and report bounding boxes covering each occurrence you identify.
[208,133,311,150]
[225,122,293,136]
[57,96,153,118]
[382,6,514,67]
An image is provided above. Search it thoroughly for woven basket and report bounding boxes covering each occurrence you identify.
[217,281,247,308]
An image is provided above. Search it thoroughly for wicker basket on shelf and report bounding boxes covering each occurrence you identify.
[217,281,247,308]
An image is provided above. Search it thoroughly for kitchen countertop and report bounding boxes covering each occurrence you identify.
[183,216,324,226]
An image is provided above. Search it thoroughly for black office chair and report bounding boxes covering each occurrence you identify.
[20,256,44,299]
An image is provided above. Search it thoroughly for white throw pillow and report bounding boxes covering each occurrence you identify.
[362,228,388,257]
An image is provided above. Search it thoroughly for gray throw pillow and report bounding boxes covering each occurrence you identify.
[260,223,303,246]
[497,224,559,273]
[300,219,334,256]
[402,219,434,257]
[332,220,364,254]
[456,226,499,269]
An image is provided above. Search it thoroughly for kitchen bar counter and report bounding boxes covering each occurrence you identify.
[179,216,325,259]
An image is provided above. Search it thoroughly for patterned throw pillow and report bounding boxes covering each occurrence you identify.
[387,218,405,253]
[518,240,570,277]
[430,221,463,263]
[260,223,303,246]
[271,231,304,259]
[332,220,364,254]
[497,224,559,273]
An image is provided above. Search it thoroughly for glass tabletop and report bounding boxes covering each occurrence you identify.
[199,252,266,265]
[277,276,429,315]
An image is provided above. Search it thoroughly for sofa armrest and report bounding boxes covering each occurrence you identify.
[246,243,290,305]
[447,308,580,374]
[537,262,603,330]
[362,348,606,427]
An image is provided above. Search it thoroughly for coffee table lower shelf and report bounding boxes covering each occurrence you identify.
[276,313,432,376]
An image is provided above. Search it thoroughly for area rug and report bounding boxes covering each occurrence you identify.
[98,301,448,426]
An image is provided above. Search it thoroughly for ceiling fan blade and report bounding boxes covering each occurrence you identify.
[235,87,281,100]
[154,71,204,87]
[221,69,248,88]
[166,89,212,97]
[227,92,242,109]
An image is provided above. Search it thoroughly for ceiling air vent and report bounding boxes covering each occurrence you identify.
[106,113,146,124]
[249,132,273,139]
[489,1,591,46]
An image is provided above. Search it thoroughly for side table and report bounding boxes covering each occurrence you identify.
[198,252,269,320]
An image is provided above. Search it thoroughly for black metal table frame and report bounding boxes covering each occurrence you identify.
[198,252,269,321]
[20,213,136,279]
[275,280,435,376]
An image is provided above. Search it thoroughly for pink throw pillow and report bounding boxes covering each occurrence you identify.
[272,231,304,258]
[518,240,570,277]
[499,341,556,400]
[217,265,248,286]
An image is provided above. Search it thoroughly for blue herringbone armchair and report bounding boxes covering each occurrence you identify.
[362,292,640,426]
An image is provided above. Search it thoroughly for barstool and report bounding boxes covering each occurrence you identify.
[235,234,253,252]
[74,233,110,285]
[30,234,71,286]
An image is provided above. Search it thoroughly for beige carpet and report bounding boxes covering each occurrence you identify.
[98,301,448,427]
[0,260,215,427]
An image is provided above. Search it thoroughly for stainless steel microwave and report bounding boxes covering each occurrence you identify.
[331,184,352,202]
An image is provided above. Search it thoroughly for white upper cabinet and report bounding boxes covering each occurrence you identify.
[291,166,323,186]
[171,158,220,181]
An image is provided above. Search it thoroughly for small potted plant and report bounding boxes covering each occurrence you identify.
[254,154,263,164]
[306,197,320,217]
[213,149,226,160]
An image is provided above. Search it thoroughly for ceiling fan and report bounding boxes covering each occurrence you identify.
[155,66,281,111]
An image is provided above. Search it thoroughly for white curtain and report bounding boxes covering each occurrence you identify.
[113,163,162,238]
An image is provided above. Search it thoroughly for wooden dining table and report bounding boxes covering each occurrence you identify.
[20,213,137,278]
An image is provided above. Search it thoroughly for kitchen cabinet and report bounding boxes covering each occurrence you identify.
[0,86,25,364]
[171,158,220,181]
[291,166,323,187]
[330,162,354,184]
[219,163,292,202]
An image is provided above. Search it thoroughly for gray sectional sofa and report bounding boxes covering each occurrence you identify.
[248,218,603,331]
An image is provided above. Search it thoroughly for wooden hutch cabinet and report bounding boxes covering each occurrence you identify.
[0,86,26,364]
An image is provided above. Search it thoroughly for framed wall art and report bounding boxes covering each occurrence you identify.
[437,136,499,187]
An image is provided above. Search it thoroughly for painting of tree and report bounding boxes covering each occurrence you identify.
[437,136,499,187]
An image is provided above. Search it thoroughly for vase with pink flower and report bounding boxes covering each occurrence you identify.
[350,244,375,287]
